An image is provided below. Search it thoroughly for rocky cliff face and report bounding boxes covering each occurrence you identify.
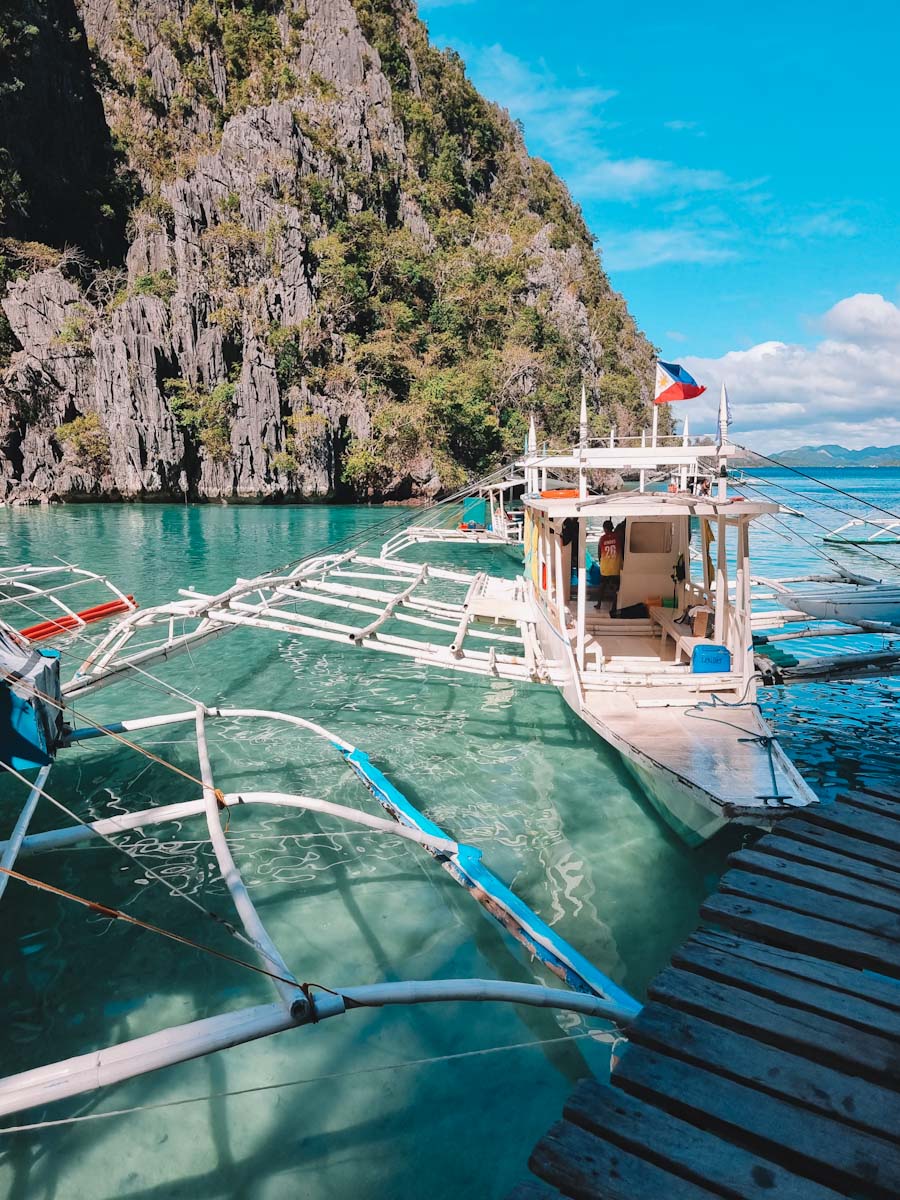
[0,0,658,503]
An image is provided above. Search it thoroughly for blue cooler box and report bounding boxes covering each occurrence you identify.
[692,644,731,673]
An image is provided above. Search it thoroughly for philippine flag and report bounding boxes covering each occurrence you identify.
[654,361,706,405]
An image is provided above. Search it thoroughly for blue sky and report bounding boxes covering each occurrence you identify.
[419,0,899,449]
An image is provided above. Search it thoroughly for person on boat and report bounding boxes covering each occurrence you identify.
[595,519,624,614]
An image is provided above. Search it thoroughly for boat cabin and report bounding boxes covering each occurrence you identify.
[520,435,781,692]
[525,490,781,685]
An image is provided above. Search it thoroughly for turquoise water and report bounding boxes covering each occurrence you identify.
[1,474,898,1199]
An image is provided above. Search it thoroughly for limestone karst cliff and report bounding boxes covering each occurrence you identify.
[0,0,658,502]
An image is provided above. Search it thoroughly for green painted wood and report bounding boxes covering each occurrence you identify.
[688,928,900,1012]
[528,1119,722,1200]
[727,847,900,914]
[647,965,900,1086]
[674,934,900,1039]
[630,1003,900,1143]
[701,891,900,977]
[777,817,900,873]
[565,1078,849,1199]
[751,834,900,898]
[718,867,900,940]
[614,1044,900,1199]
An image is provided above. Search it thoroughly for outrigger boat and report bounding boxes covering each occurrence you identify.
[47,395,818,846]
[514,413,817,844]
[0,602,638,1120]
[824,518,900,545]
[754,572,900,631]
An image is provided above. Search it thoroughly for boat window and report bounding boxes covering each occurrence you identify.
[629,521,674,554]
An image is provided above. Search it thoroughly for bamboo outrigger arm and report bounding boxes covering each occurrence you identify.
[0,705,639,1120]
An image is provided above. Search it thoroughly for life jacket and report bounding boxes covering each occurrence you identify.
[599,531,622,576]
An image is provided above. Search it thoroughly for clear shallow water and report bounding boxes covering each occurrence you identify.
[0,476,898,1199]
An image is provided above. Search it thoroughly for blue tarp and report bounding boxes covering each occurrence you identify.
[0,628,63,772]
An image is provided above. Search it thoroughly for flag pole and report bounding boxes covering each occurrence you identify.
[651,402,659,448]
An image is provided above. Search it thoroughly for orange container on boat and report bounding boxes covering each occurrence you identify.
[645,595,662,609]
[540,489,580,499]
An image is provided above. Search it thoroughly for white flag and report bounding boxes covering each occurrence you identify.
[717,382,732,448]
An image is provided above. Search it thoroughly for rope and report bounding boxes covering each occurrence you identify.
[684,680,790,803]
[0,864,301,990]
[0,757,251,950]
[0,1029,612,1135]
[737,445,900,523]
[0,668,223,806]
[736,473,900,574]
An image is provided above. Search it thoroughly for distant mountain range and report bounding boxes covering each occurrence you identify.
[739,444,900,468]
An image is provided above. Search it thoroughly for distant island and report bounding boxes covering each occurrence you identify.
[737,444,900,468]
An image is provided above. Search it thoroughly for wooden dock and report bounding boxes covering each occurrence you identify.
[511,785,900,1199]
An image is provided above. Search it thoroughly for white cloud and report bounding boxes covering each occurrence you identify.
[569,158,732,202]
[664,119,706,137]
[680,293,900,451]
[601,227,739,271]
[457,44,744,206]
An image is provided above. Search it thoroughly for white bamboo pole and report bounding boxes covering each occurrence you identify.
[4,792,459,858]
[0,764,52,903]
[194,707,302,1012]
[714,513,728,645]
[576,517,587,671]
[350,565,428,643]
[0,979,637,1119]
[450,572,486,656]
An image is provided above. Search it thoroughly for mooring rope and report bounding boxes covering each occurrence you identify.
[736,445,900,524]
[0,864,301,990]
[0,755,255,951]
[0,1028,613,1136]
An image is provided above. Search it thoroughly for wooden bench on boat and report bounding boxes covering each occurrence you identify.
[648,604,713,665]
[510,781,900,1199]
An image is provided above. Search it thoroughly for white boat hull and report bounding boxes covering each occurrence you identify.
[775,583,900,627]
[531,597,817,846]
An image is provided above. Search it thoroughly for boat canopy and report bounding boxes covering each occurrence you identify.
[523,492,781,520]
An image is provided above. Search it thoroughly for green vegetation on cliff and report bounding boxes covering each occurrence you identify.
[0,0,657,502]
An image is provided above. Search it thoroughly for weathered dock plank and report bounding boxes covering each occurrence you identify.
[515,784,900,1200]
[795,801,900,850]
[777,815,900,872]
[673,934,900,1040]
[687,927,900,1012]
[718,866,900,939]
[564,1079,849,1199]
[646,965,900,1087]
[840,788,900,820]
[528,1118,724,1200]
[701,891,900,976]
[629,1003,900,1142]
[752,833,900,897]
[614,1044,900,1199]
[727,846,900,913]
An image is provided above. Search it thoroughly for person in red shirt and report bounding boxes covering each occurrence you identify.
[595,519,625,615]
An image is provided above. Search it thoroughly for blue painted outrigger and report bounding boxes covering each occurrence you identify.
[343,747,639,1015]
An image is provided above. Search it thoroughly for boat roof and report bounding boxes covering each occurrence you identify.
[524,490,780,519]
[526,439,736,473]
